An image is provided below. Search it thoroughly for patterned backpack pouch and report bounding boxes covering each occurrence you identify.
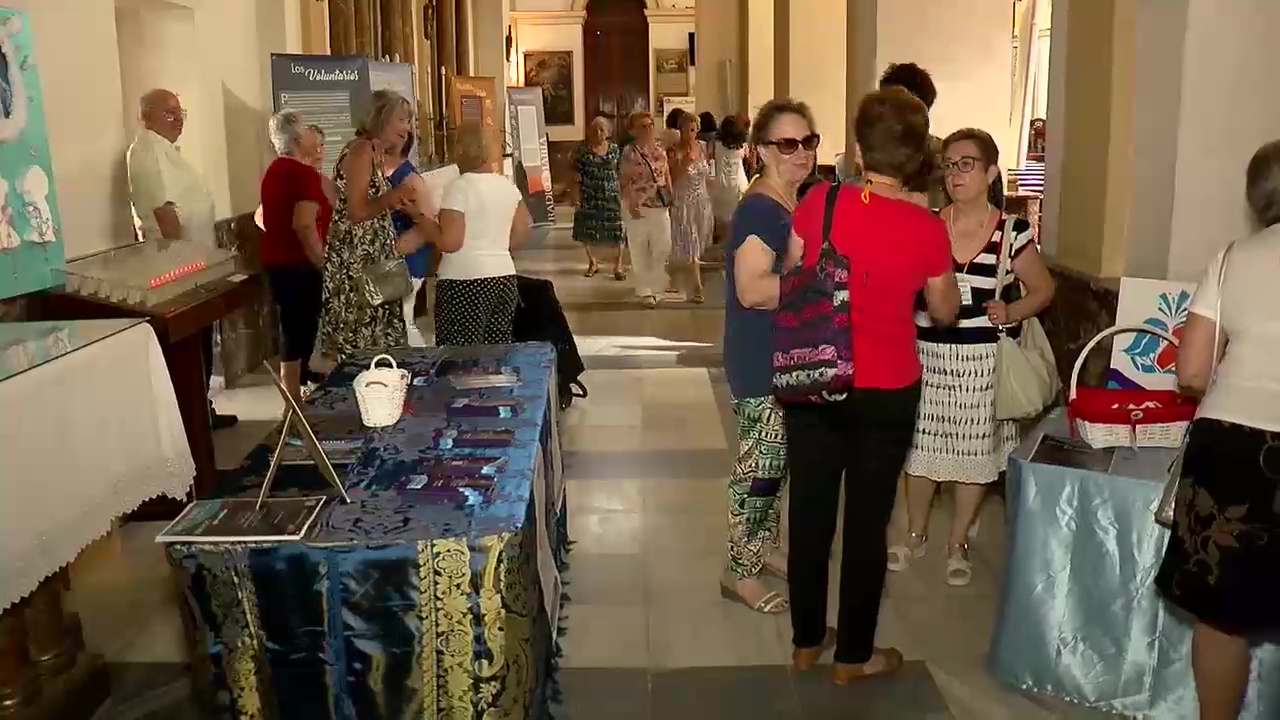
[772,182,854,403]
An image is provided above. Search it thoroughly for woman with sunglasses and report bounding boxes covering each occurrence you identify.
[720,99,818,617]
[620,111,674,308]
[890,128,1054,588]
[783,87,960,684]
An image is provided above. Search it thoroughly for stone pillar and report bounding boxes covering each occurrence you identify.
[400,0,418,66]
[436,0,459,157]
[329,0,358,55]
[740,0,774,116]
[694,0,743,118]
[380,0,403,61]
[784,0,845,164]
[844,0,876,161]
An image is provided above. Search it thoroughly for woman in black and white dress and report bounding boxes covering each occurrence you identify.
[888,128,1055,587]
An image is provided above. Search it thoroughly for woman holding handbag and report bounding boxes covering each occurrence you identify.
[888,128,1055,587]
[619,111,674,309]
[1154,140,1280,720]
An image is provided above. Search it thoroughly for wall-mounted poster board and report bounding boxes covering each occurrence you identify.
[1107,277,1198,390]
[270,54,419,177]
[507,86,555,227]
[0,10,64,301]
[448,76,500,166]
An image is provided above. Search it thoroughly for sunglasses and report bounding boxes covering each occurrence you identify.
[941,156,981,175]
[761,134,820,156]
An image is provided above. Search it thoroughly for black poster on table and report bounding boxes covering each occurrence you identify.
[270,54,419,176]
[507,86,555,226]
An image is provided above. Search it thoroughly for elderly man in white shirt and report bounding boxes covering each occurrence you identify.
[126,88,237,429]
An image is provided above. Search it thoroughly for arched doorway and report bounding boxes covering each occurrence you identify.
[583,0,650,140]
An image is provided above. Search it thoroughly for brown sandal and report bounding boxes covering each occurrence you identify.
[791,628,836,671]
[831,647,904,685]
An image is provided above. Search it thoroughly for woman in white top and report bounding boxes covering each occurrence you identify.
[435,123,532,346]
[711,114,750,227]
[1154,139,1280,720]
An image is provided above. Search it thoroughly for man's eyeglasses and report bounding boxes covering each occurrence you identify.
[162,109,188,121]
[761,134,820,156]
[941,156,980,175]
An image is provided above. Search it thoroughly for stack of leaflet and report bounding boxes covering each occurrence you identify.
[447,365,520,390]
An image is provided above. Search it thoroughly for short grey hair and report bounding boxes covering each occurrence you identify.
[268,110,306,157]
[1246,139,1280,228]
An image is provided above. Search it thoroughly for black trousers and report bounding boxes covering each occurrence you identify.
[266,264,324,379]
[784,383,922,664]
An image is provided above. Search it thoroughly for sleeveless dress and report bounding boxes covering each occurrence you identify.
[571,142,624,245]
[711,142,748,222]
[670,144,713,261]
[318,143,408,358]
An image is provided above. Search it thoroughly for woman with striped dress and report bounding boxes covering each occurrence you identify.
[888,128,1055,587]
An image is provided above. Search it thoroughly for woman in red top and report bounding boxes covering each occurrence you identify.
[260,111,334,400]
[783,87,960,683]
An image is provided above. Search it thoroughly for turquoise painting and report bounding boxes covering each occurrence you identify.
[0,8,62,301]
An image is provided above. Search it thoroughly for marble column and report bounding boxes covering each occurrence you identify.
[329,0,358,55]
[844,0,877,162]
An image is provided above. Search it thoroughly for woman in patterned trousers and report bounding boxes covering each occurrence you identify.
[717,99,820,614]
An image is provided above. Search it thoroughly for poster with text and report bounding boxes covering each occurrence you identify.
[0,9,63,301]
[1107,277,1198,390]
[507,86,555,226]
[270,54,365,178]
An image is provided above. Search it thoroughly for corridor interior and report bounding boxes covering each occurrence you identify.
[71,213,1116,719]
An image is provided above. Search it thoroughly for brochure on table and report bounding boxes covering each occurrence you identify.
[155,497,327,543]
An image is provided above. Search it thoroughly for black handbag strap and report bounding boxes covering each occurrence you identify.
[821,182,841,249]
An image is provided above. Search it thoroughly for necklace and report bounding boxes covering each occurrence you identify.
[753,175,798,211]
[947,203,995,269]
[862,173,902,203]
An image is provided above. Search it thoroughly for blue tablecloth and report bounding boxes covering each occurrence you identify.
[167,343,568,720]
[991,409,1280,718]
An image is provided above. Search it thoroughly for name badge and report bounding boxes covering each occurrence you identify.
[957,276,973,306]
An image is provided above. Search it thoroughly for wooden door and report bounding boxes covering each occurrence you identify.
[584,0,650,140]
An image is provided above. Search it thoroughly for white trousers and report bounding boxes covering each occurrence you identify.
[402,276,429,347]
[624,207,672,299]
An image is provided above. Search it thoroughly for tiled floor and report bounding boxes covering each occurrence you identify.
[70,212,1115,719]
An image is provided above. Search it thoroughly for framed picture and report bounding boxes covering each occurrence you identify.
[523,50,574,127]
[654,49,689,96]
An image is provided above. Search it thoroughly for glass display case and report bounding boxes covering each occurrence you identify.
[62,241,242,310]
[0,318,144,383]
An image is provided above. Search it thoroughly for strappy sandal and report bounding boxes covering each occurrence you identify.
[792,627,836,671]
[832,647,904,684]
[719,582,790,615]
[613,269,627,281]
[946,543,973,587]
[887,532,927,572]
[583,263,599,278]
[690,291,706,304]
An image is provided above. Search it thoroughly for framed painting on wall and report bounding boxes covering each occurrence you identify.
[654,48,689,97]
[523,50,574,127]
[0,10,64,301]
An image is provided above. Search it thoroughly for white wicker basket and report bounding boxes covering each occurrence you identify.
[353,354,410,428]
[1067,324,1193,449]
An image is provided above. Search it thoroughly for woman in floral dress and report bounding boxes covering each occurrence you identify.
[667,111,714,303]
[571,116,626,280]
[319,90,418,358]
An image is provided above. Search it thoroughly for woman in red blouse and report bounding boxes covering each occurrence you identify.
[259,111,335,400]
[783,87,960,683]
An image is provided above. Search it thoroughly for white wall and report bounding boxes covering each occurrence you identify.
[789,0,845,164]
[876,0,1015,169]
[1166,0,1280,280]
[511,14,586,142]
[648,11,695,113]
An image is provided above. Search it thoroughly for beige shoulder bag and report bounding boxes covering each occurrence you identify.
[992,216,1061,420]
[1155,243,1231,526]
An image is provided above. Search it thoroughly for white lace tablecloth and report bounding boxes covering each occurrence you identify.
[0,321,195,611]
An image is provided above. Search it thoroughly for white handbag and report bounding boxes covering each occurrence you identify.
[992,218,1060,421]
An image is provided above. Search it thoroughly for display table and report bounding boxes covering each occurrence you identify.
[167,343,567,719]
[0,319,196,718]
[991,409,1280,718]
[35,242,263,503]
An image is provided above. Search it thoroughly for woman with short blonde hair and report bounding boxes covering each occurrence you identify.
[619,110,674,308]
[434,121,532,345]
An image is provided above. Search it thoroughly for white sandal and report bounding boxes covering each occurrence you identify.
[887,532,927,572]
[946,543,973,587]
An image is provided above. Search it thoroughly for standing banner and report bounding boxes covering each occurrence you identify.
[270,54,418,176]
[0,10,64,301]
[1108,277,1197,390]
[507,87,555,226]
